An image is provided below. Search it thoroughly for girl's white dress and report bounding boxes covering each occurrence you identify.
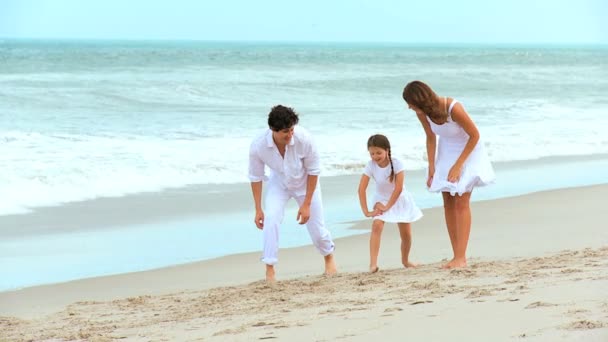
[364,157,423,223]
[427,99,495,196]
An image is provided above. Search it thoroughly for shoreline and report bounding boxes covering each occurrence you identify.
[1,184,607,319]
[1,153,607,296]
[2,153,608,237]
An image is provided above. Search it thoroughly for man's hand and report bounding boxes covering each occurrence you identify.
[297,204,311,225]
[254,210,264,229]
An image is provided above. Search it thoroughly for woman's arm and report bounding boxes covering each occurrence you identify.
[415,112,437,187]
[448,102,480,182]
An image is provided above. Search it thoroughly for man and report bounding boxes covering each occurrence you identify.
[248,105,337,282]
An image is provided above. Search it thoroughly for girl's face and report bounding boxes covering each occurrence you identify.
[368,146,388,166]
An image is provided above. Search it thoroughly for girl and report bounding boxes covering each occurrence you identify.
[358,134,423,273]
[403,80,495,269]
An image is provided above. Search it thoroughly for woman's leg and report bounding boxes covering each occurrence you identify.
[442,192,458,257]
[443,192,472,268]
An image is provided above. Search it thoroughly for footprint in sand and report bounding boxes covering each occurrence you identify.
[563,320,606,330]
[525,301,558,309]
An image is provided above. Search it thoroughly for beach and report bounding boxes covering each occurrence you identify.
[1,184,607,341]
[2,40,608,341]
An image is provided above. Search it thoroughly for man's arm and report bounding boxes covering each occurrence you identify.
[297,174,317,224]
[249,140,266,229]
[251,181,264,229]
[298,130,321,224]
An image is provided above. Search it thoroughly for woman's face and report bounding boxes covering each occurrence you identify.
[407,103,425,116]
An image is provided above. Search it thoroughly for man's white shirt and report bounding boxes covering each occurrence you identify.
[248,126,320,196]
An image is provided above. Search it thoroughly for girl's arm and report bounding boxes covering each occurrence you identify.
[415,112,436,186]
[448,102,480,182]
[376,171,404,212]
[358,174,377,217]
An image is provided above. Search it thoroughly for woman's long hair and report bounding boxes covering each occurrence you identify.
[402,81,447,123]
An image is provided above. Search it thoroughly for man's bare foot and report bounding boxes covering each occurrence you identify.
[265,265,276,282]
[402,261,418,268]
[441,258,467,269]
[324,254,337,276]
[369,266,380,273]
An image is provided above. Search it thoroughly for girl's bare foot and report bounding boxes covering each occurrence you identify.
[441,258,467,269]
[324,254,337,276]
[369,266,380,273]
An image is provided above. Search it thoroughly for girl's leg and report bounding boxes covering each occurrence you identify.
[443,192,472,268]
[369,219,385,272]
[397,222,416,267]
[442,192,458,257]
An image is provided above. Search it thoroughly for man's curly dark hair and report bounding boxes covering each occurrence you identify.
[268,105,299,131]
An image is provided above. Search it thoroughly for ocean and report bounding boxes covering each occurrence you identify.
[1,39,607,290]
[2,39,607,215]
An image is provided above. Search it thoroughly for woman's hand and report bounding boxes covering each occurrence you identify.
[448,163,463,183]
[427,167,435,188]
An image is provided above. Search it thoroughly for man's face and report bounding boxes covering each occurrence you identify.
[272,126,295,146]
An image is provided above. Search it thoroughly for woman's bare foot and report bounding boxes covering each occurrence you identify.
[402,260,418,268]
[265,265,276,282]
[324,254,337,276]
[441,258,467,269]
[369,266,380,273]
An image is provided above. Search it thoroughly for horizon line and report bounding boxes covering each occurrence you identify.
[1,37,607,47]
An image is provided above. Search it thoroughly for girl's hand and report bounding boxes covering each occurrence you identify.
[448,163,463,183]
[374,202,388,213]
[365,209,381,217]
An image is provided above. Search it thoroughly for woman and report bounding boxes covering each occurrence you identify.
[403,81,495,268]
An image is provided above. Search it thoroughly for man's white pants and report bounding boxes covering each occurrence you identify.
[262,181,335,265]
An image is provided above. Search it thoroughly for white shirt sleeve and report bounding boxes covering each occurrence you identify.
[248,138,266,182]
[301,129,321,176]
[391,157,405,174]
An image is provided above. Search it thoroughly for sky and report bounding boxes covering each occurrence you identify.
[1,0,606,44]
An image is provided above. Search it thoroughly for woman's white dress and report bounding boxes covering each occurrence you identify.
[427,99,495,196]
